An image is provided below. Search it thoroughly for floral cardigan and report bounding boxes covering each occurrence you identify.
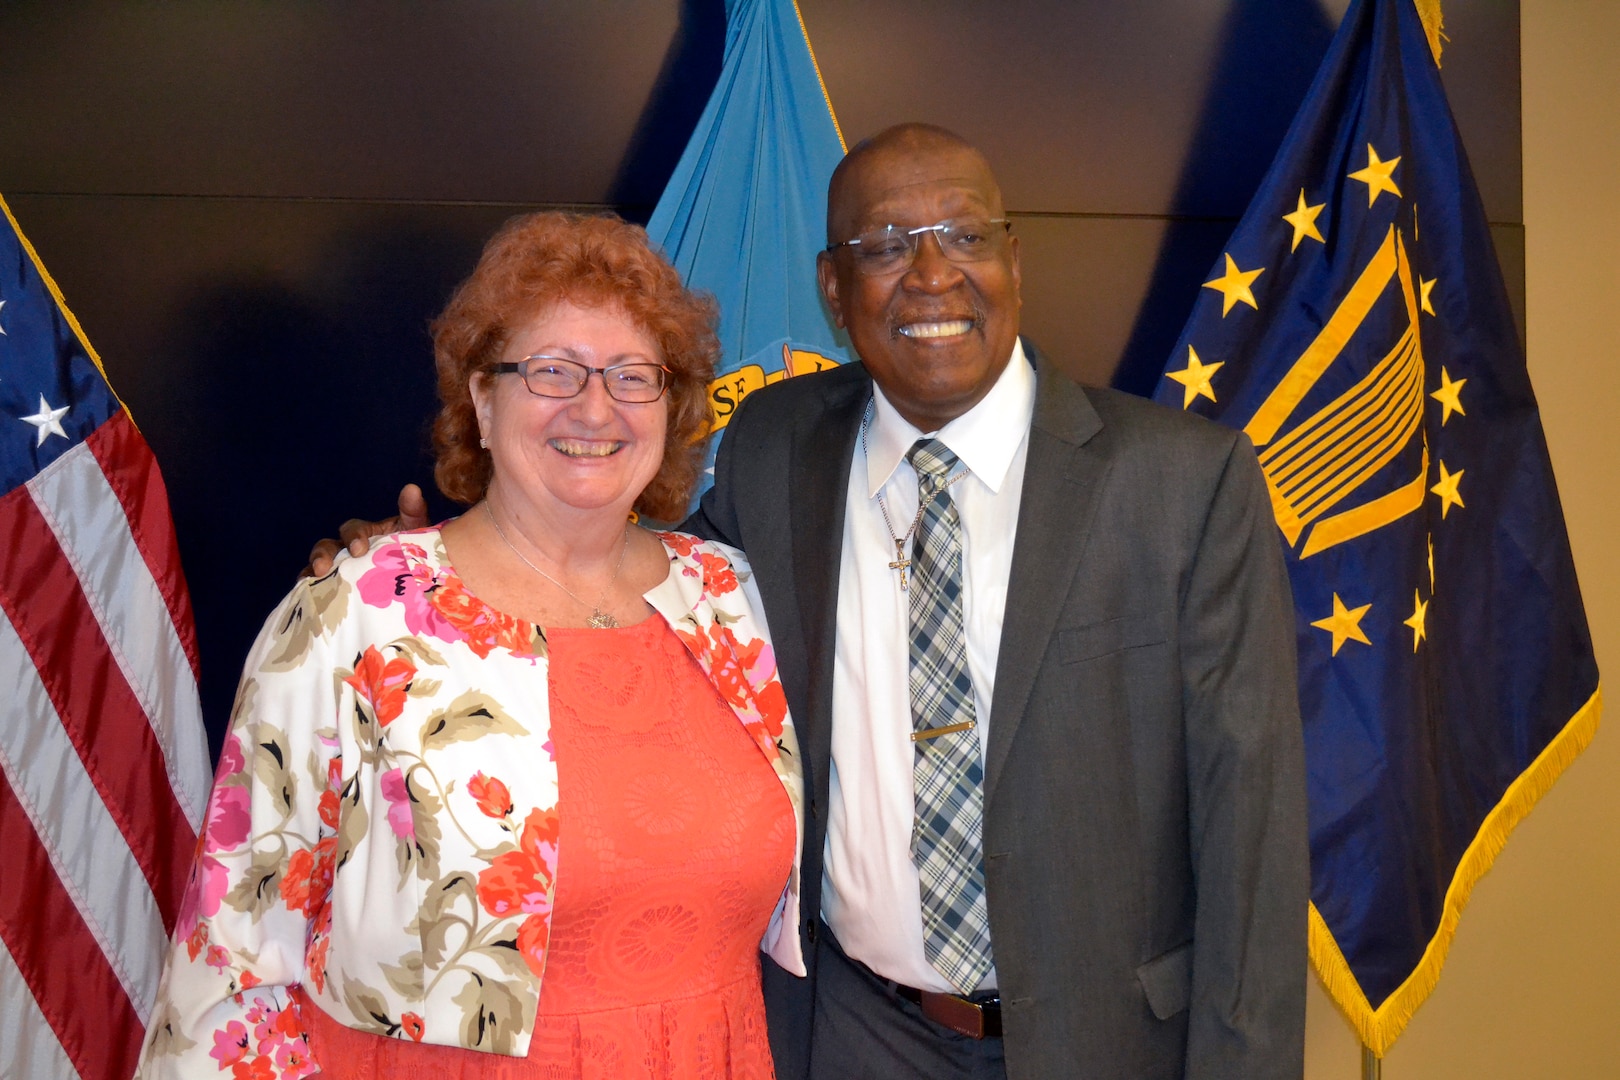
[135,528,805,1078]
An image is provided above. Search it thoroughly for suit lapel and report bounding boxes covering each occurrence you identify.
[984,361,1110,804]
[790,366,870,779]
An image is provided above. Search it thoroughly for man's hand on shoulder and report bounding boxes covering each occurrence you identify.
[303,484,431,578]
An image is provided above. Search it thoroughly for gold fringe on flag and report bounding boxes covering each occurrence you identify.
[791,0,846,153]
[1412,0,1446,66]
[1309,684,1603,1056]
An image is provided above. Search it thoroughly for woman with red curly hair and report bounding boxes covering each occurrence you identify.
[139,213,805,1080]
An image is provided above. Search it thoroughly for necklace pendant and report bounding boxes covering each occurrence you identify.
[888,540,911,592]
[586,609,621,630]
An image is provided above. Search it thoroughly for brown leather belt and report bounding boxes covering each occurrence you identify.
[893,982,1003,1039]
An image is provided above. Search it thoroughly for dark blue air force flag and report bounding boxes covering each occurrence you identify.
[1152,0,1600,1055]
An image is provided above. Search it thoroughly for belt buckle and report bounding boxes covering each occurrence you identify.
[919,990,1000,1039]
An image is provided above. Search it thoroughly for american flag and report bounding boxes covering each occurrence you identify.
[0,196,211,1079]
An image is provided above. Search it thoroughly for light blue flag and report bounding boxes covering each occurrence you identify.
[645,0,849,507]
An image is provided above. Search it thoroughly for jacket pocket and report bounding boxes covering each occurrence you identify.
[1136,941,1193,1021]
[1059,611,1169,665]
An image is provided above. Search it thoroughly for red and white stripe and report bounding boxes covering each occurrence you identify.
[0,409,209,1080]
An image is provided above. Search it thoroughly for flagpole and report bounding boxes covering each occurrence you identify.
[1362,1045,1381,1079]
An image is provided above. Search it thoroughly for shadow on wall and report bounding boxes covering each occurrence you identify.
[608,0,727,218]
[150,222,486,760]
[1111,0,1336,396]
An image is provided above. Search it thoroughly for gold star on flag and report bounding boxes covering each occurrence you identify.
[1431,367,1466,425]
[1420,276,1439,315]
[1404,590,1429,652]
[1349,144,1402,206]
[1283,190,1326,251]
[1428,534,1435,592]
[1165,346,1223,409]
[1431,460,1465,518]
[1203,253,1264,316]
[1312,593,1373,656]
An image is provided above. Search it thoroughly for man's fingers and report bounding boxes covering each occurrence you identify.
[398,483,430,529]
[305,538,342,580]
[338,515,394,547]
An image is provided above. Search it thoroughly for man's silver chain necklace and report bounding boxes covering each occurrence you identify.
[484,502,630,628]
[861,399,968,592]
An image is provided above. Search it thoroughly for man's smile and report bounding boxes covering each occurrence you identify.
[897,319,976,340]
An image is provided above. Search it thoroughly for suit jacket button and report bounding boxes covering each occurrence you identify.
[806,921,819,944]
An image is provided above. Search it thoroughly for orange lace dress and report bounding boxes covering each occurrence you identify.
[298,615,795,1079]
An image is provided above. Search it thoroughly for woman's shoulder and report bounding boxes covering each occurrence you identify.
[263,525,456,653]
[647,529,768,630]
[334,525,451,582]
[653,529,750,572]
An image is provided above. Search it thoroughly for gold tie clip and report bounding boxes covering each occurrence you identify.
[911,720,977,742]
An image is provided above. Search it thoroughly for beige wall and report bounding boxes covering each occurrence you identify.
[1303,4,1620,1077]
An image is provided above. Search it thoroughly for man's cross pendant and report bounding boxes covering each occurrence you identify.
[889,540,911,591]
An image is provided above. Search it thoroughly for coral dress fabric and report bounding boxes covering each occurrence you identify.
[297,615,793,1079]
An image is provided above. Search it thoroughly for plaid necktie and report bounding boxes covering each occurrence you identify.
[906,438,994,993]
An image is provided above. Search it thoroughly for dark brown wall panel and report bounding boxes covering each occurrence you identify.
[0,1,1522,751]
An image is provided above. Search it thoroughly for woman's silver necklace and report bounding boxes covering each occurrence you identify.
[861,400,968,592]
[484,502,630,628]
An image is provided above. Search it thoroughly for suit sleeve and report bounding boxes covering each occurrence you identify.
[1178,435,1309,1079]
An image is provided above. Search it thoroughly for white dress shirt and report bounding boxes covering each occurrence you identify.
[820,340,1034,992]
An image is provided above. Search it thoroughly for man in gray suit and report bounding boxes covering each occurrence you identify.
[324,123,1307,1079]
[686,123,1308,1080]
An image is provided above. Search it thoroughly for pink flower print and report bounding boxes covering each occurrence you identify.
[205,784,252,852]
[355,539,462,642]
[177,852,231,941]
[244,995,273,1028]
[275,1038,316,1080]
[210,1021,249,1068]
[205,944,231,972]
[380,768,415,840]
[248,993,303,1053]
[216,734,246,781]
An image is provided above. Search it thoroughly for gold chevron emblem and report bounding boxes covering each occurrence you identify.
[1244,225,1428,558]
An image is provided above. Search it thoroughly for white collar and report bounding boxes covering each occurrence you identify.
[864,337,1035,498]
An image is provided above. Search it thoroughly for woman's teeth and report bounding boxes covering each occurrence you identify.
[549,439,621,457]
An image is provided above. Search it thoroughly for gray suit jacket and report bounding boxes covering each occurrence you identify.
[687,346,1308,1080]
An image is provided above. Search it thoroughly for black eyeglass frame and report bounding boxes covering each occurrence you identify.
[493,355,674,403]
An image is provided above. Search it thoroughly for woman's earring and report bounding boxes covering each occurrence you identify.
[479,437,488,449]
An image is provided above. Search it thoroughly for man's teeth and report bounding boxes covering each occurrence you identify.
[550,439,621,457]
[899,320,974,339]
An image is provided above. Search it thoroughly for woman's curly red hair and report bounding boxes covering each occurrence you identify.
[431,211,717,521]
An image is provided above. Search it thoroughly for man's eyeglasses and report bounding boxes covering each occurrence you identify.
[494,356,672,403]
[826,217,1012,276]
